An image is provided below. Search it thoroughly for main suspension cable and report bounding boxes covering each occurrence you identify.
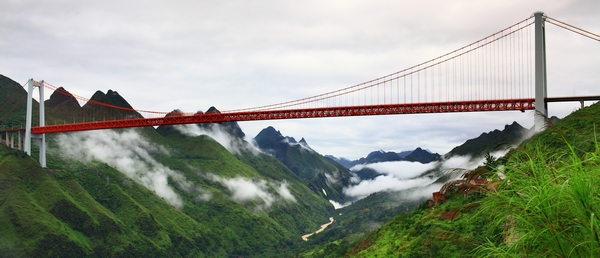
[546,16,600,42]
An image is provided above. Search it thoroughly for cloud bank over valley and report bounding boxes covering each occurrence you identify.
[204,173,296,211]
[343,150,509,200]
[56,129,212,208]
[55,128,298,212]
[174,123,262,155]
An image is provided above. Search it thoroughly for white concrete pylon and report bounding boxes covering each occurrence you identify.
[534,12,548,132]
[24,79,47,167]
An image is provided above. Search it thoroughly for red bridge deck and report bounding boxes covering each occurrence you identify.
[30,99,534,134]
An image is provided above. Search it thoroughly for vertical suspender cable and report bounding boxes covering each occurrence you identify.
[496,34,499,100]
[519,24,522,99]
[468,48,472,101]
[424,69,427,102]
[410,71,413,103]
[417,69,420,103]
[461,52,464,100]
[453,57,456,101]
[446,58,449,102]
[438,58,442,102]
[511,29,514,99]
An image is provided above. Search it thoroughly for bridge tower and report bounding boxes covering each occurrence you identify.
[534,12,548,131]
[24,79,46,168]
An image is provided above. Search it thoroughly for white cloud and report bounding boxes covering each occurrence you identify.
[343,174,434,199]
[324,172,340,186]
[442,149,510,171]
[174,123,262,156]
[205,173,296,210]
[55,129,211,208]
[276,181,296,202]
[351,161,437,180]
[343,153,503,200]
[329,200,351,210]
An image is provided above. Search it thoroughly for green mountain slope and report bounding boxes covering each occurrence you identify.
[254,126,353,203]
[0,75,32,128]
[153,125,334,234]
[336,102,600,257]
[0,74,337,257]
[0,145,223,257]
[1,127,334,257]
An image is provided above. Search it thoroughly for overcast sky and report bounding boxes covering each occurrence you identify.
[1,0,599,160]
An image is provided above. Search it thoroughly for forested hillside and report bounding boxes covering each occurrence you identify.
[316,101,600,257]
[254,126,353,203]
[0,75,337,257]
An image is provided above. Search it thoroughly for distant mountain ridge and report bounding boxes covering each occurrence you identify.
[404,147,441,163]
[254,126,353,203]
[326,147,441,168]
[445,121,532,158]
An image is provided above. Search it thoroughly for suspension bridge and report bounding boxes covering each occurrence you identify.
[1,12,599,167]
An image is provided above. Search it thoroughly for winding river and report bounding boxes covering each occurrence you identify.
[301,217,334,241]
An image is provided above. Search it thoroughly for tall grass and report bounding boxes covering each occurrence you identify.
[476,129,600,257]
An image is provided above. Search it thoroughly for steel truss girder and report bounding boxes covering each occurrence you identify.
[31,99,535,134]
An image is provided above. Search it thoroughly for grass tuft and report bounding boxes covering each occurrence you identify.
[476,126,600,257]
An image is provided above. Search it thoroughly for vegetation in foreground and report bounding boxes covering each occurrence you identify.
[307,102,600,257]
[476,107,600,257]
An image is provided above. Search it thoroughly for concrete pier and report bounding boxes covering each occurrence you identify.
[2,130,25,151]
